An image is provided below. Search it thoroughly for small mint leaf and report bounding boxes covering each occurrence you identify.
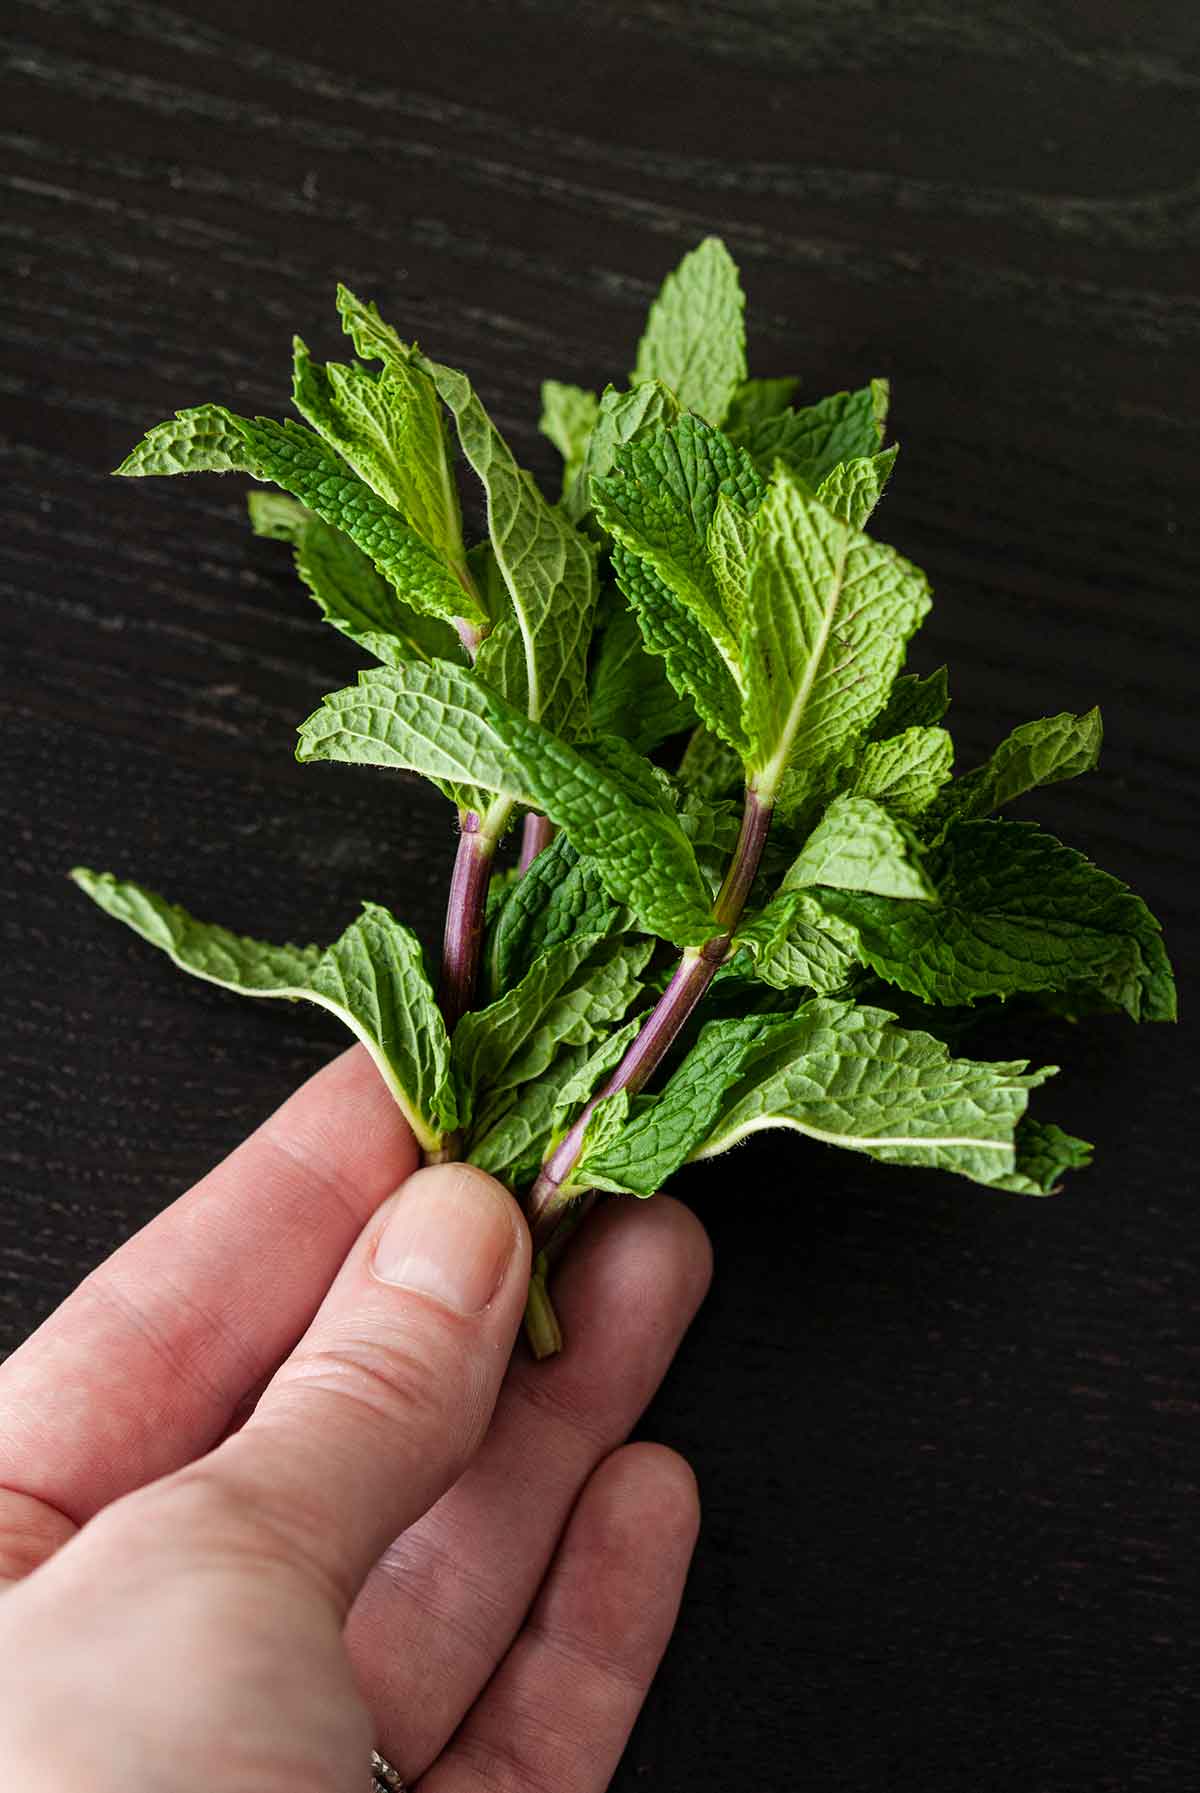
[633,236,747,425]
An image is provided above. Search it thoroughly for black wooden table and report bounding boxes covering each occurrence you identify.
[2,4,1197,1786]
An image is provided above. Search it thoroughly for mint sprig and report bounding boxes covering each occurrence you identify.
[79,236,1175,1358]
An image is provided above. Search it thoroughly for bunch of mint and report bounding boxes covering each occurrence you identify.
[73,238,1175,1355]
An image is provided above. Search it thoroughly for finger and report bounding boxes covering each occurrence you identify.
[420,1444,700,1793]
[104,1163,531,1615]
[346,1192,712,1776]
[0,1045,417,1572]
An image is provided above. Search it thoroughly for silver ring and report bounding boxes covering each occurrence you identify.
[371,1748,407,1791]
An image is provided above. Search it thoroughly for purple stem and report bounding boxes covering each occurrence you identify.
[438,813,497,1038]
[525,787,773,1251]
[517,812,556,876]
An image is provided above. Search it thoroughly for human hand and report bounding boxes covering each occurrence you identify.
[0,1045,711,1791]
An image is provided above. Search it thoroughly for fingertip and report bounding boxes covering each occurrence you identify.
[566,1193,713,1330]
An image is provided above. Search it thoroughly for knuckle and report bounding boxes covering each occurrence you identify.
[0,1488,77,1583]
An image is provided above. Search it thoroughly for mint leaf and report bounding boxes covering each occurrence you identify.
[589,589,697,753]
[633,236,747,425]
[609,542,748,753]
[566,381,679,524]
[992,1118,1094,1196]
[869,667,950,738]
[486,832,627,997]
[732,381,889,488]
[818,819,1177,1021]
[733,890,859,993]
[71,872,456,1150]
[849,725,955,819]
[783,794,936,899]
[416,354,597,738]
[296,662,720,948]
[725,377,800,436]
[248,495,461,668]
[929,709,1102,832]
[539,380,600,498]
[118,406,482,630]
[683,1000,1063,1194]
[580,1016,771,1196]
[741,472,931,805]
[677,725,744,801]
[816,446,898,530]
[594,414,765,753]
[454,932,651,1132]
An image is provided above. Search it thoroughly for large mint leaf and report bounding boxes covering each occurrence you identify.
[296,663,720,948]
[485,832,626,997]
[454,933,651,1133]
[818,819,1177,1021]
[929,709,1102,832]
[849,725,955,819]
[588,589,697,753]
[566,382,679,525]
[682,1000,1065,1193]
[71,872,456,1150]
[741,472,931,804]
[732,381,889,488]
[633,236,747,425]
[247,494,461,668]
[117,406,482,630]
[416,354,597,738]
[992,1118,1093,1196]
[783,794,936,899]
[539,380,600,499]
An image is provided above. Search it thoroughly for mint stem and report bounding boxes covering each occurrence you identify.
[517,813,555,876]
[438,811,498,1036]
[526,785,772,1250]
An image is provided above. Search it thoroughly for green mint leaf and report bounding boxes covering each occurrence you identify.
[581,1015,771,1196]
[539,380,600,498]
[677,725,744,801]
[296,662,720,947]
[454,932,650,1133]
[566,381,679,525]
[633,236,747,425]
[818,819,1177,1021]
[588,589,697,753]
[849,725,955,819]
[707,491,757,628]
[929,709,1102,832]
[741,472,931,804]
[248,495,461,668]
[991,1118,1094,1196]
[685,1000,1063,1194]
[732,381,889,489]
[609,542,748,753]
[485,832,627,997]
[71,872,455,1150]
[415,353,597,738]
[782,794,936,899]
[118,406,482,631]
[815,446,898,530]
[724,377,801,436]
[594,414,765,754]
[869,666,950,738]
[732,891,860,993]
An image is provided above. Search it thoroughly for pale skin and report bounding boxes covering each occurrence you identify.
[0,1044,713,1792]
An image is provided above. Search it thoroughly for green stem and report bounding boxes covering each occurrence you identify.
[522,1255,564,1359]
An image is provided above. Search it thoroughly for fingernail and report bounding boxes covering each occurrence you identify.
[371,1165,518,1314]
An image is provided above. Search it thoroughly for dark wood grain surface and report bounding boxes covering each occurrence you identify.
[2,3,1197,1785]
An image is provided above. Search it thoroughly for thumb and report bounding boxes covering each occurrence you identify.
[141,1162,530,1613]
